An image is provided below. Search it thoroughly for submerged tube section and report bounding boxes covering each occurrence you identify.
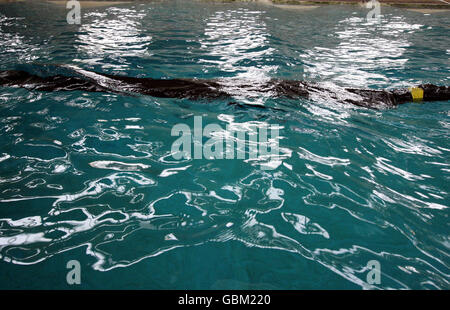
[0,69,449,109]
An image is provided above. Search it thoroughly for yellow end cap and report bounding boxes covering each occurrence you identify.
[409,87,424,102]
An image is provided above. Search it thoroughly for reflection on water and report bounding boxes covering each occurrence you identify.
[200,8,277,105]
[302,14,422,88]
[0,14,39,63]
[76,7,152,70]
[0,1,449,289]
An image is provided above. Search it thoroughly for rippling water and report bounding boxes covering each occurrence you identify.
[0,1,449,289]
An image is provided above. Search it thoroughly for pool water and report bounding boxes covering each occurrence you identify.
[0,0,449,289]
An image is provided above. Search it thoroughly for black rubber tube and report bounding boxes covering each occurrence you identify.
[1,70,448,109]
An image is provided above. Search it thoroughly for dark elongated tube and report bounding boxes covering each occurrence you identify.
[1,69,448,109]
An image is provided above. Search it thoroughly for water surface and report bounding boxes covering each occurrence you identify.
[0,0,449,289]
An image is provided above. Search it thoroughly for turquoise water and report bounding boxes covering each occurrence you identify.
[0,0,449,289]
